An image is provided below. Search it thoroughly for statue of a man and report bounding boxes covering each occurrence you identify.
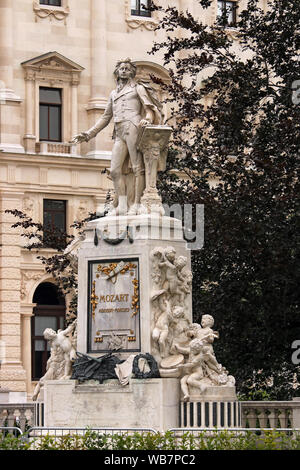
[32,320,77,401]
[71,58,163,215]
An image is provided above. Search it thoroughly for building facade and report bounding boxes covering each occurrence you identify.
[0,0,249,400]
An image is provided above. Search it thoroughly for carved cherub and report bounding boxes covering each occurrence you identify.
[174,255,192,305]
[152,299,172,358]
[169,305,190,354]
[150,247,165,291]
[158,246,179,298]
[177,338,222,401]
[187,315,219,356]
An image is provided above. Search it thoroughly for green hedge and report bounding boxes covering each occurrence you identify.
[1,429,300,450]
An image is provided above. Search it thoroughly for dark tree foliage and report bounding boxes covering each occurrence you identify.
[152,0,300,399]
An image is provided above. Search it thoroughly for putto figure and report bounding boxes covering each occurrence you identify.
[71,58,163,215]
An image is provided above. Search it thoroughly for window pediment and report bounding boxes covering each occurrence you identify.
[21,52,83,151]
[21,52,84,84]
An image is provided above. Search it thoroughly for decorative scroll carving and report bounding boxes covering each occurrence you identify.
[124,0,159,31]
[23,197,34,219]
[21,270,44,301]
[90,281,98,320]
[33,1,70,24]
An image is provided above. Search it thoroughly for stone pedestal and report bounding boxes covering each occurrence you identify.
[66,214,191,430]
[77,214,192,362]
[44,378,180,432]
[179,386,241,428]
[0,388,10,404]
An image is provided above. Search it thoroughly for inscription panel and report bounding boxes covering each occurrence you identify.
[87,258,140,353]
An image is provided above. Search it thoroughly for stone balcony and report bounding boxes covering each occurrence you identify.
[35,142,77,156]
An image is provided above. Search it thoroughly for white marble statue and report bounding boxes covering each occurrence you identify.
[177,338,222,401]
[173,315,235,400]
[152,301,173,359]
[150,245,193,363]
[169,305,191,354]
[71,58,164,216]
[32,320,77,401]
[151,246,193,308]
[64,234,85,274]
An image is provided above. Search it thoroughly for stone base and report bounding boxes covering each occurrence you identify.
[179,386,241,428]
[44,378,180,432]
[188,385,237,402]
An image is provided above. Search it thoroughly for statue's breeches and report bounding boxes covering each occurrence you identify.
[113,121,144,176]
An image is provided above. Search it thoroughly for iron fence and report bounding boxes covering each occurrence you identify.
[0,426,23,437]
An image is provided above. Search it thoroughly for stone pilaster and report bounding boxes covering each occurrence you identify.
[23,73,36,153]
[0,192,27,392]
[0,1,24,153]
[86,0,112,157]
[21,304,36,395]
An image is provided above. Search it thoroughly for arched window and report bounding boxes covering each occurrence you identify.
[31,282,65,380]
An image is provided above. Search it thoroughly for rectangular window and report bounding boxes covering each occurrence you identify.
[217,1,237,27]
[40,0,62,6]
[39,87,62,142]
[43,199,67,248]
[131,0,151,17]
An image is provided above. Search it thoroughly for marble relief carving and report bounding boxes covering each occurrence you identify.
[150,246,192,360]
[20,270,44,301]
[150,245,235,400]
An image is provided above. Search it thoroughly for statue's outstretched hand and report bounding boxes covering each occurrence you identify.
[70,131,89,144]
[139,119,151,128]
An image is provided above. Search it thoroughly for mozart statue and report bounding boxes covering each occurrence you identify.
[71,58,164,215]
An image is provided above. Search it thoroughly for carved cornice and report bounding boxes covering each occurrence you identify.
[124,0,158,31]
[22,51,84,85]
[33,1,70,24]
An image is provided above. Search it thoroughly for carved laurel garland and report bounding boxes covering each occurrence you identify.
[33,1,70,24]
[124,0,158,31]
